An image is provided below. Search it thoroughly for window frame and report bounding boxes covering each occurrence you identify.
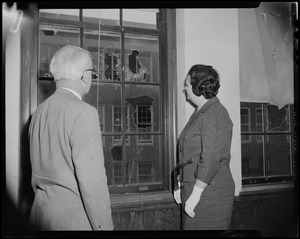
[34,8,176,196]
[241,102,295,186]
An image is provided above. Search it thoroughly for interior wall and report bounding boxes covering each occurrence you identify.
[176,8,242,195]
[5,17,22,206]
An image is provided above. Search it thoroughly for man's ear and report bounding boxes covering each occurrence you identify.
[81,71,87,84]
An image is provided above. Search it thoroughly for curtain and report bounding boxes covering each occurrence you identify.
[239,2,294,109]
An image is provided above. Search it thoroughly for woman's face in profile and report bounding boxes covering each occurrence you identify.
[184,75,197,103]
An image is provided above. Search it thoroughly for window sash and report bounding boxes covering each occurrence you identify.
[241,103,295,185]
[37,9,169,194]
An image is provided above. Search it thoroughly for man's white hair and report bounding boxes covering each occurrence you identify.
[50,45,91,81]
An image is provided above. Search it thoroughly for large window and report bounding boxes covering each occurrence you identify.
[37,9,171,194]
[240,102,295,185]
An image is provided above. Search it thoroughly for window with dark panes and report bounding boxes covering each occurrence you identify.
[240,102,295,185]
[138,162,154,183]
[37,9,168,194]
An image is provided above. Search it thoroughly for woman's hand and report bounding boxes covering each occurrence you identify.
[174,181,181,204]
[184,185,204,217]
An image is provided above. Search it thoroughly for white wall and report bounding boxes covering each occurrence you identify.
[4,18,21,206]
[176,9,242,195]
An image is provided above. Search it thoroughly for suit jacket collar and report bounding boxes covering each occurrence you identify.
[199,96,219,113]
[185,97,219,130]
[55,87,82,100]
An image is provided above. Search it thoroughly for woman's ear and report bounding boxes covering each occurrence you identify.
[192,88,201,97]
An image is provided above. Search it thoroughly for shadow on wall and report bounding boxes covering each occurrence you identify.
[20,114,34,209]
[4,116,35,237]
[4,193,35,237]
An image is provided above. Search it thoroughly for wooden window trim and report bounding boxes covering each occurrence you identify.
[110,191,176,213]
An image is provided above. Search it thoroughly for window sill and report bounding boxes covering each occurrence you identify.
[110,191,178,213]
[240,181,295,196]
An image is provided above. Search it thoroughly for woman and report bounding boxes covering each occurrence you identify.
[174,64,235,230]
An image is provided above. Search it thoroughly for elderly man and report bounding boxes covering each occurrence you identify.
[29,45,113,230]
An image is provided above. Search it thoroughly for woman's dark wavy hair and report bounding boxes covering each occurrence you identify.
[188,64,220,99]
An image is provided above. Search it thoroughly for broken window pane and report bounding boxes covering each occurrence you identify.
[39,25,80,78]
[125,84,160,133]
[124,33,159,82]
[266,104,290,132]
[84,29,121,81]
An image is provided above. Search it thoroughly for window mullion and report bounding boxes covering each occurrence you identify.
[263,103,268,178]
[263,134,267,178]
[120,9,123,27]
[79,9,83,48]
[120,27,126,185]
[290,105,295,176]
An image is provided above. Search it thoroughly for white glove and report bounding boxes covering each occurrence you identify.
[185,185,204,218]
[174,181,181,204]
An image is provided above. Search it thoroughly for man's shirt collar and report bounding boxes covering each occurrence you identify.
[58,87,82,101]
